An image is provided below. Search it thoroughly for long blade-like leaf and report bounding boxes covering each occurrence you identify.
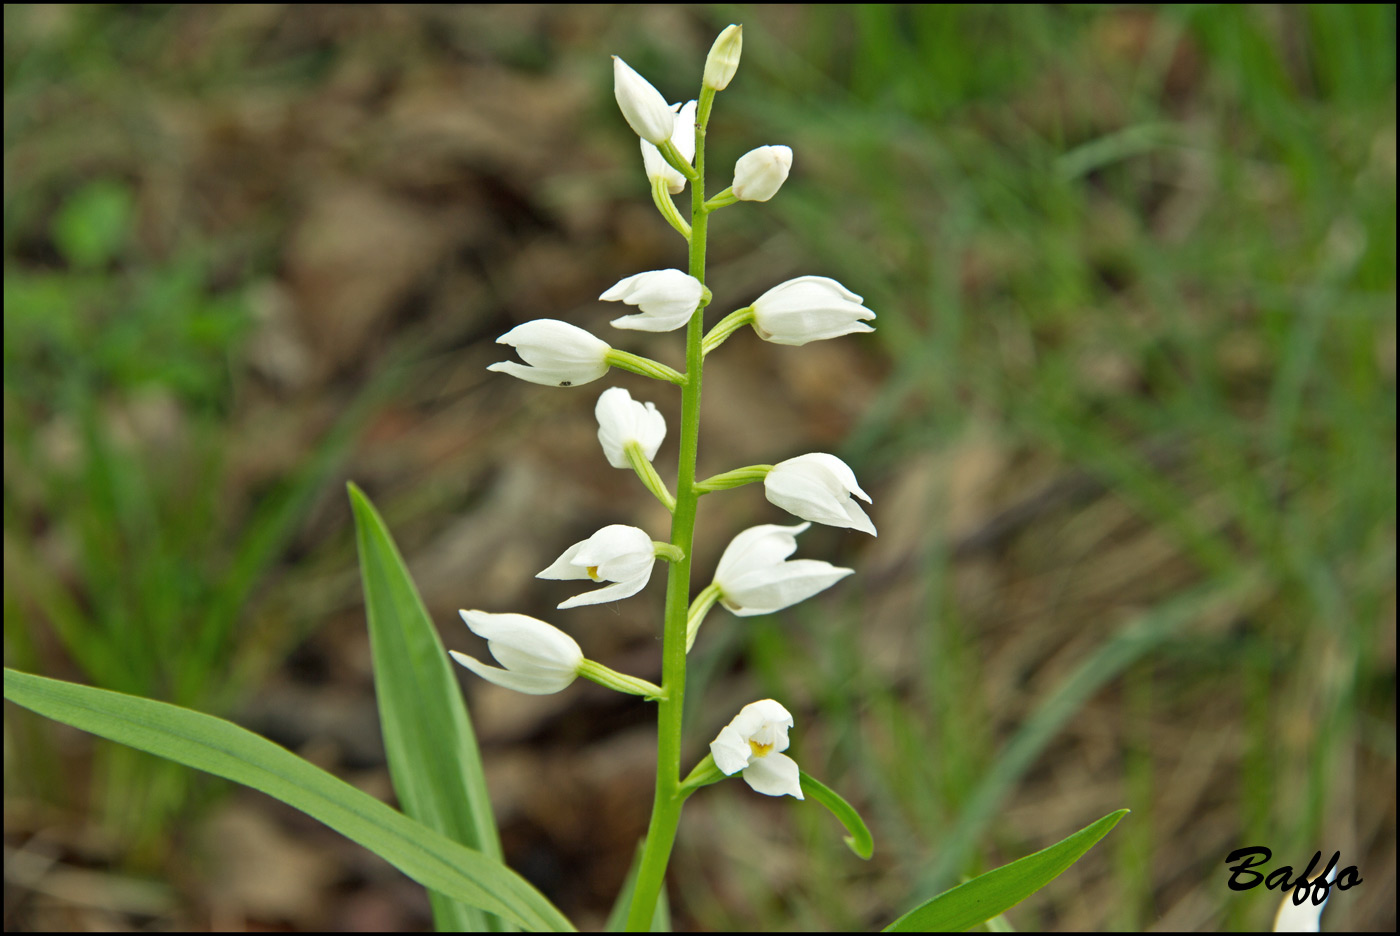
[349,483,506,932]
[884,809,1129,932]
[3,668,574,932]
[799,771,873,860]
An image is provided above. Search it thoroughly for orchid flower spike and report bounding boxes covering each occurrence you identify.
[602,268,704,332]
[641,100,698,195]
[710,699,803,798]
[538,524,658,608]
[714,522,853,616]
[750,275,874,346]
[732,145,792,202]
[765,453,876,535]
[596,386,666,469]
[450,610,583,695]
[612,56,674,145]
[488,319,611,387]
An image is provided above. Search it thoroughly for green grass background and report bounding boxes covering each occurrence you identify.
[4,4,1394,931]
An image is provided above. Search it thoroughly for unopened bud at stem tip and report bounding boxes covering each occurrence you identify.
[704,24,743,91]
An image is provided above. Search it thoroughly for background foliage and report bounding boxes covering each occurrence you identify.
[4,4,1394,931]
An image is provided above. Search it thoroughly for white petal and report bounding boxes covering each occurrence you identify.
[557,570,652,609]
[720,559,853,616]
[741,751,803,798]
[714,522,809,584]
[537,539,593,581]
[603,269,702,333]
[449,651,574,695]
[710,724,753,775]
[458,610,583,667]
[571,524,654,569]
[1272,866,1336,932]
[595,387,666,469]
[732,145,793,202]
[765,455,877,536]
[612,57,674,145]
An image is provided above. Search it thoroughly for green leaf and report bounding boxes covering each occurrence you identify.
[604,841,671,932]
[799,771,873,860]
[3,668,574,933]
[884,809,1128,932]
[51,179,133,270]
[348,483,507,932]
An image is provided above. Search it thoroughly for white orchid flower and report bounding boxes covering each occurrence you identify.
[450,610,583,695]
[732,145,792,202]
[765,453,876,536]
[641,100,698,195]
[538,524,659,608]
[714,522,853,616]
[596,386,666,469]
[703,24,743,91]
[612,56,674,145]
[750,275,875,346]
[602,268,704,332]
[710,699,803,798]
[487,319,611,387]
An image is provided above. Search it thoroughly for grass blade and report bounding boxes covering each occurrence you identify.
[3,667,574,932]
[885,809,1129,932]
[349,483,506,932]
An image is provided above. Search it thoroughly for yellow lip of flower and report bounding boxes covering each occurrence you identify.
[748,739,774,758]
[586,566,601,581]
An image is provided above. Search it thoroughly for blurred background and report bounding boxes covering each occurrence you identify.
[3,4,1394,931]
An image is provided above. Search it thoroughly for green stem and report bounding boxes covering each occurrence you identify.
[685,582,723,652]
[651,176,692,240]
[625,82,716,933]
[703,186,740,212]
[625,443,676,513]
[606,349,687,386]
[694,464,774,493]
[700,306,755,356]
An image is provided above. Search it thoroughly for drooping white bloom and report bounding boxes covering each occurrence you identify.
[538,524,658,609]
[732,145,792,202]
[750,275,874,346]
[714,522,853,616]
[765,453,876,536]
[596,386,666,469]
[487,320,611,387]
[1272,865,1337,932]
[703,24,743,91]
[602,268,704,332]
[641,100,697,195]
[710,699,803,798]
[450,610,583,695]
[612,56,674,145]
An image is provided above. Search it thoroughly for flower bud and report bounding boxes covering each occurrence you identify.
[450,610,583,695]
[601,268,704,332]
[612,56,675,145]
[732,145,792,202]
[703,24,743,91]
[595,386,666,469]
[764,453,876,535]
[487,319,611,387]
[640,100,697,195]
[750,275,874,346]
